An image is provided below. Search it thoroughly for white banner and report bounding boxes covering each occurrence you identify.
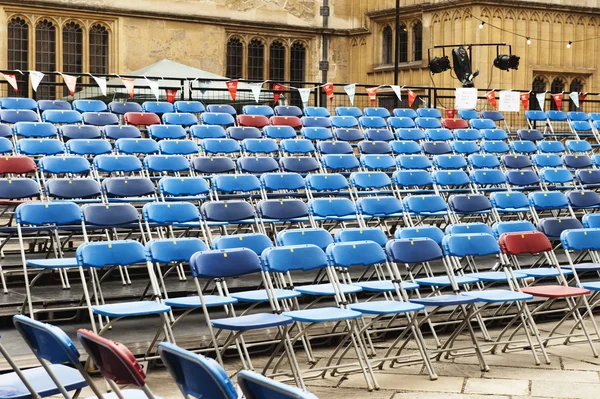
[343,83,356,106]
[91,75,107,96]
[390,85,402,102]
[250,83,262,103]
[454,88,478,110]
[569,91,580,109]
[29,71,45,92]
[298,88,312,108]
[499,90,521,112]
[145,77,160,101]
[536,92,546,112]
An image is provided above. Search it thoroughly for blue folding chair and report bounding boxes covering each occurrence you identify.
[66,139,112,156]
[330,116,358,129]
[275,105,303,117]
[108,101,143,115]
[159,139,199,155]
[510,140,538,154]
[142,101,175,115]
[301,117,331,129]
[264,125,297,140]
[14,122,57,138]
[17,139,65,157]
[228,126,262,140]
[83,112,120,126]
[60,125,102,140]
[316,140,353,155]
[454,128,482,141]
[103,125,142,140]
[333,128,364,142]
[175,101,205,114]
[41,110,81,125]
[280,139,314,156]
[260,172,305,198]
[468,154,500,169]
[396,127,426,141]
[201,112,236,127]
[190,125,227,139]
[1,98,37,111]
[162,112,198,127]
[1,110,39,124]
[148,125,187,140]
[102,177,157,202]
[391,140,422,155]
[115,138,160,155]
[73,100,107,113]
[38,100,71,112]
[300,126,333,141]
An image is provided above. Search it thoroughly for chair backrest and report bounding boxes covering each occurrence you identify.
[537,217,583,239]
[13,315,80,365]
[260,172,305,192]
[61,125,103,140]
[393,170,433,187]
[108,101,143,114]
[393,108,418,118]
[162,112,198,127]
[41,110,81,124]
[82,203,140,227]
[336,107,362,118]
[567,190,600,209]
[404,194,448,215]
[124,112,161,127]
[350,171,391,189]
[237,115,270,129]
[45,178,102,200]
[322,154,360,171]
[280,139,314,155]
[206,104,237,116]
[317,140,353,155]
[489,191,529,211]
[528,191,569,210]
[276,228,333,250]
[144,155,190,173]
[334,127,365,142]
[158,342,237,399]
[148,125,187,140]
[560,228,600,251]
[301,116,332,128]
[190,248,261,278]
[159,139,199,155]
[212,233,273,256]
[510,140,538,154]
[175,101,205,114]
[77,240,146,268]
[73,100,107,113]
[200,112,236,127]
[142,202,201,224]
[202,200,255,222]
[103,125,142,140]
[330,116,358,129]
[237,157,279,173]
[301,126,333,141]
[190,125,227,139]
[0,155,37,174]
[94,154,143,173]
[213,174,261,193]
[14,121,57,138]
[583,214,600,228]
[388,117,417,130]
[442,233,500,257]
[357,196,403,217]
[394,225,444,245]
[18,138,65,156]
[39,155,91,175]
[1,97,37,110]
[502,154,532,169]
[158,176,210,197]
[67,139,112,156]
[492,220,537,238]
[257,199,309,220]
[517,128,544,141]
[468,154,500,169]
[327,241,387,267]
[279,156,321,173]
[445,222,493,236]
[115,138,159,155]
[275,105,303,117]
[364,107,390,118]
[386,237,443,263]
[16,202,81,226]
[0,178,40,200]
[81,113,118,128]
[499,231,552,255]
[142,101,175,114]
[77,329,146,386]
[448,194,492,214]
[334,227,388,247]
[37,100,72,112]
[309,198,356,217]
[262,245,328,272]
[357,140,392,155]
[192,156,236,174]
[454,129,482,141]
[146,238,208,264]
[391,140,422,155]
[227,126,262,140]
[306,173,349,192]
[102,177,156,198]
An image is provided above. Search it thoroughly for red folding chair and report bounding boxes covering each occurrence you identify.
[270,115,303,129]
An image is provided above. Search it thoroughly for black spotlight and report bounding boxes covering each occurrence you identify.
[452,46,478,87]
[494,54,520,71]
[428,55,451,74]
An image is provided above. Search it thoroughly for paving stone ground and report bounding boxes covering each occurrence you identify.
[77,320,600,399]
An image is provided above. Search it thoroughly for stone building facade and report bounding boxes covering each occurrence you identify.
[2,0,600,97]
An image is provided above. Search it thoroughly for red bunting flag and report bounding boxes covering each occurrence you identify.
[552,93,563,110]
[322,83,335,102]
[272,83,286,104]
[520,92,530,110]
[60,73,78,96]
[580,92,588,103]
[407,89,417,107]
[121,78,135,99]
[1,73,18,93]
[366,87,378,105]
[226,80,239,101]
[485,90,497,109]
[446,109,456,119]
[165,89,178,103]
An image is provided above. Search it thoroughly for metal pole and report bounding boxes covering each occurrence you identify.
[394,0,400,108]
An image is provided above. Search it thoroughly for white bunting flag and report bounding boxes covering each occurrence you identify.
[536,92,546,112]
[91,75,107,96]
[144,77,160,101]
[390,85,402,102]
[59,73,78,96]
[29,71,45,92]
[250,83,263,103]
[343,83,356,106]
[569,91,580,109]
[298,88,312,108]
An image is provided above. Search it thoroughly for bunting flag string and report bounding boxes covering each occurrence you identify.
[1,73,18,93]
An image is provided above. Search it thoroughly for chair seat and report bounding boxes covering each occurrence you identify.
[231,289,301,303]
[212,313,292,331]
[416,275,479,287]
[86,389,164,399]
[92,301,171,317]
[295,283,362,296]
[283,307,362,323]
[521,285,590,298]
[349,300,424,315]
[26,258,78,268]
[465,271,527,282]
[0,364,86,399]
[520,267,573,278]
[580,282,600,292]
[353,280,419,293]
[410,294,478,307]
[463,289,533,303]
[164,295,237,308]
[560,263,600,272]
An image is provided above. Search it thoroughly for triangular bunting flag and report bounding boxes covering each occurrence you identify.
[390,85,402,102]
[145,77,160,101]
[29,71,45,92]
[1,73,18,93]
[446,109,456,119]
[297,88,311,108]
[569,91,580,109]
[165,89,178,103]
[520,92,530,110]
[580,92,588,104]
[322,83,334,102]
[226,80,238,101]
[91,75,107,96]
[59,73,78,96]
[485,90,497,109]
[536,92,546,112]
[121,78,135,99]
[250,83,262,103]
[272,83,286,104]
[552,92,563,110]
[407,89,417,107]
[344,84,356,106]
[366,87,378,106]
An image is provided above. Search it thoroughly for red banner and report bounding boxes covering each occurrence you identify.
[580,92,588,103]
[520,92,530,110]
[407,89,417,107]
[60,73,78,96]
[552,93,563,110]
[272,83,286,104]
[323,83,334,102]
[165,89,178,103]
[366,87,378,105]
[485,90,497,109]
[1,73,18,93]
[121,78,135,99]
[446,109,456,119]
[226,80,239,101]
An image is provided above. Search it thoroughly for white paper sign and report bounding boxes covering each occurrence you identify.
[454,88,478,110]
[499,90,521,112]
